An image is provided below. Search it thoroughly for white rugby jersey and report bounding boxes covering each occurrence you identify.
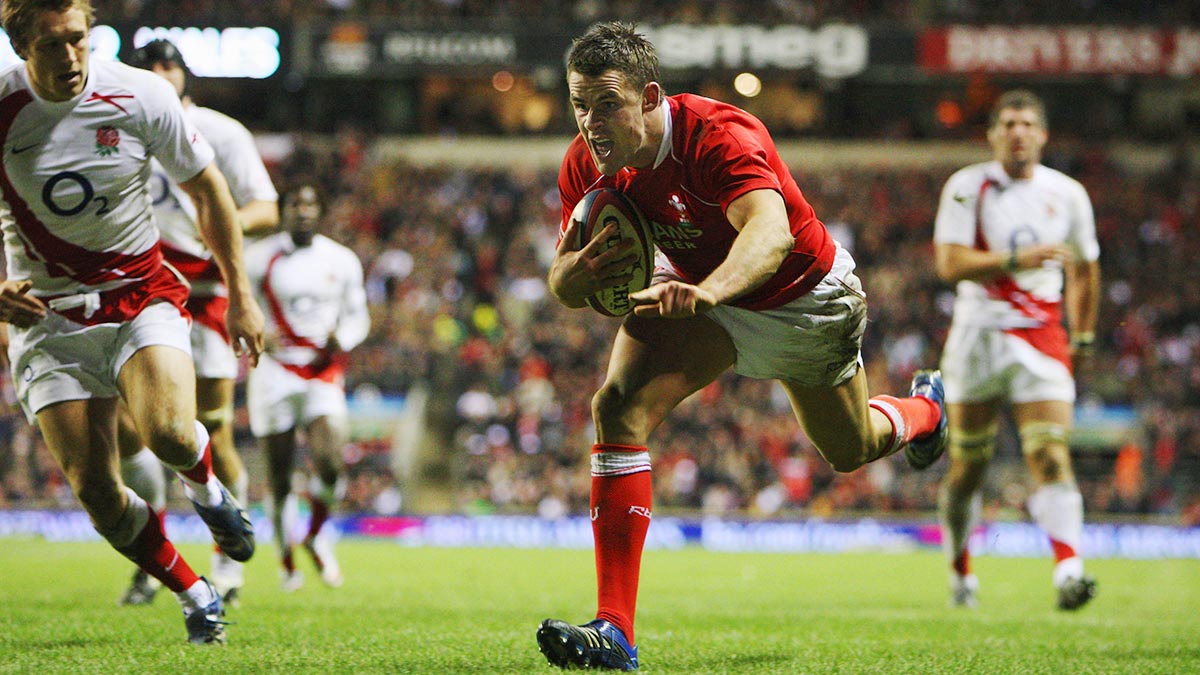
[244,232,369,371]
[0,59,214,297]
[151,104,277,296]
[934,161,1100,329]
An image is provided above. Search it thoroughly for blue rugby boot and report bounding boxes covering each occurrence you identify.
[188,481,255,562]
[537,618,638,671]
[183,578,228,645]
[1057,575,1098,611]
[905,369,948,470]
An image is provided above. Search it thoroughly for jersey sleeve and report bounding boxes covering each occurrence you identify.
[557,137,590,245]
[694,117,782,211]
[334,246,370,352]
[933,169,978,247]
[206,113,278,207]
[138,77,214,185]
[1065,178,1100,262]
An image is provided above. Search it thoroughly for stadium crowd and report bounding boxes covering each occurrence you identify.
[1,129,1197,524]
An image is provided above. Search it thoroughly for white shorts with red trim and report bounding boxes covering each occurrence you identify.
[246,353,347,437]
[653,243,865,386]
[190,320,237,380]
[7,301,192,422]
[940,321,1075,405]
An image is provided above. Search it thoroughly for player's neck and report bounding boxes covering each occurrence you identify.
[631,102,667,169]
[1001,160,1037,180]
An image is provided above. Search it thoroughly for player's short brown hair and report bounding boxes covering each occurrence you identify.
[567,21,660,93]
[989,89,1048,131]
[280,182,327,215]
[2,0,94,57]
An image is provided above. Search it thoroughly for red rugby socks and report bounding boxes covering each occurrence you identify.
[106,488,200,593]
[590,443,652,645]
[869,394,942,458]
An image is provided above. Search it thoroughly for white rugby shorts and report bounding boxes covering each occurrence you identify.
[190,320,238,380]
[939,321,1075,405]
[653,243,866,387]
[246,353,348,437]
[7,301,192,422]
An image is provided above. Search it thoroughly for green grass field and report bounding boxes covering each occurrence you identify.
[1,538,1197,674]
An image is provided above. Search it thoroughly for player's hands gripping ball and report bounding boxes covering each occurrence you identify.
[569,188,655,316]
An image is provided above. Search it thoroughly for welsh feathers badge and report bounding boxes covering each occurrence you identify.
[95,126,120,156]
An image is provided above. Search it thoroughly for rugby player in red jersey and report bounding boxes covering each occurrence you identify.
[536,21,949,671]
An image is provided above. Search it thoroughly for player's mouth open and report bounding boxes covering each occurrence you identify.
[591,139,614,158]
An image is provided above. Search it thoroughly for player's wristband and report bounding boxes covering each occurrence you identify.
[1070,331,1096,349]
[1003,249,1019,272]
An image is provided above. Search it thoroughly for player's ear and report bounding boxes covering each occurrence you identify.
[641,82,662,113]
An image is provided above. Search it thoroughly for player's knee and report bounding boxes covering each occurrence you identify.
[197,406,233,433]
[591,382,626,420]
[949,426,997,463]
[1020,422,1071,482]
[823,441,875,473]
[591,383,645,435]
[142,423,195,459]
[828,458,862,474]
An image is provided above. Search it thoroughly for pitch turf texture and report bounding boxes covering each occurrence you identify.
[1,539,1197,674]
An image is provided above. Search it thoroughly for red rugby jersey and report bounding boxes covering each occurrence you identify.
[559,93,835,310]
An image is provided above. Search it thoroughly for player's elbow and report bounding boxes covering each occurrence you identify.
[933,249,961,283]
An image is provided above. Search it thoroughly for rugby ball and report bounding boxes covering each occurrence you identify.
[570,188,654,316]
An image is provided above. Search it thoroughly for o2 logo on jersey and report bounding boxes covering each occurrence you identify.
[1008,225,1039,251]
[148,171,176,208]
[41,171,112,217]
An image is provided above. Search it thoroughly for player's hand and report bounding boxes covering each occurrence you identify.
[0,280,46,328]
[548,218,640,306]
[1012,244,1072,271]
[630,280,717,318]
[226,293,265,367]
[1070,337,1095,375]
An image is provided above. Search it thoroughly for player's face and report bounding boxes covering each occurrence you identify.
[150,61,186,98]
[987,107,1047,169]
[282,186,323,245]
[568,69,660,177]
[23,7,90,102]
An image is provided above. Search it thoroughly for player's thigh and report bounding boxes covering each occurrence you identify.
[115,400,144,459]
[262,430,300,488]
[117,344,198,445]
[196,377,235,417]
[948,400,1003,434]
[305,413,347,465]
[780,366,873,457]
[595,314,735,442]
[301,384,349,449]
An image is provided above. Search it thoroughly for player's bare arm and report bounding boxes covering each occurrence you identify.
[238,199,280,237]
[1066,257,1101,358]
[0,280,47,328]
[935,242,1073,283]
[632,189,793,318]
[548,217,639,308]
[181,163,265,364]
